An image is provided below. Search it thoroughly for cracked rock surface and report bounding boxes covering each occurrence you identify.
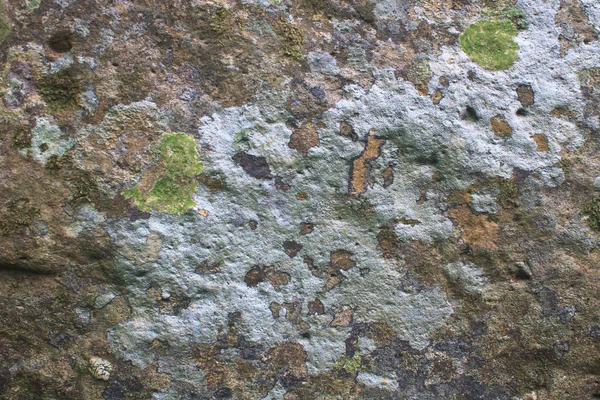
[1,0,600,398]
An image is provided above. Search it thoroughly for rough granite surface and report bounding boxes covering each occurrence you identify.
[1,0,600,398]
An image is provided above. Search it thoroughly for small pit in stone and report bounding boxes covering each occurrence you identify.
[463,106,479,122]
[48,33,73,53]
[516,108,528,116]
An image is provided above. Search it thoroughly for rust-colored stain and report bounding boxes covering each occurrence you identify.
[448,205,500,248]
[533,134,549,152]
[350,129,385,195]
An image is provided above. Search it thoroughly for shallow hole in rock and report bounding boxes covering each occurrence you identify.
[462,106,479,122]
[48,33,73,53]
[516,108,528,116]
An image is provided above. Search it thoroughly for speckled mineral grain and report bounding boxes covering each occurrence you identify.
[1,0,600,399]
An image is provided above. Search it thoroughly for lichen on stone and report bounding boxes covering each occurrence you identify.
[124,133,203,215]
[460,20,519,70]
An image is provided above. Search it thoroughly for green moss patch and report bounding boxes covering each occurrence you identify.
[36,69,80,109]
[460,20,519,70]
[581,197,600,233]
[275,20,306,60]
[124,133,203,215]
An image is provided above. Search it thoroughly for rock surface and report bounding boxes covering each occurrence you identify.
[1,0,600,398]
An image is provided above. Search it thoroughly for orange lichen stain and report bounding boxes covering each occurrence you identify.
[350,129,385,195]
[448,205,500,248]
[533,134,549,152]
[198,209,209,217]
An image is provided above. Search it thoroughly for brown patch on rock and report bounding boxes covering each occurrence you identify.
[339,121,358,141]
[232,152,272,180]
[431,89,443,104]
[304,251,357,290]
[196,259,222,274]
[382,165,394,187]
[283,240,303,258]
[550,107,575,119]
[330,250,356,271]
[491,115,513,138]
[451,190,473,205]
[300,222,314,235]
[448,205,500,248]
[268,343,308,387]
[517,84,535,106]
[369,321,396,345]
[556,0,598,54]
[283,301,310,330]
[288,123,320,155]
[330,305,353,327]
[350,129,385,195]
[296,192,308,200]
[533,134,550,152]
[198,174,225,193]
[244,265,291,291]
[307,299,325,315]
[377,225,402,258]
[270,302,282,319]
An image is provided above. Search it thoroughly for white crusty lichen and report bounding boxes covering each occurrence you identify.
[88,356,112,381]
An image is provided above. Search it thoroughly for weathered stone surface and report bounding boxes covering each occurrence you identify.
[1,0,600,398]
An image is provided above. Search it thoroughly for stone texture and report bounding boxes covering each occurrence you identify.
[1,0,600,398]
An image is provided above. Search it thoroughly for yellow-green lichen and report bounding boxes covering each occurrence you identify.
[124,133,203,215]
[275,20,306,60]
[333,353,368,375]
[581,197,600,233]
[483,6,528,30]
[460,20,519,70]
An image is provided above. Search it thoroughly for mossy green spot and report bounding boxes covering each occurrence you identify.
[333,353,368,375]
[460,20,519,70]
[124,133,203,215]
[581,197,600,233]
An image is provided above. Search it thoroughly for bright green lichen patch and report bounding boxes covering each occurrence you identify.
[124,133,203,215]
[333,353,368,375]
[460,20,519,70]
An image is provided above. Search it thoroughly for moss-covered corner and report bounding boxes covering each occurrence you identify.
[124,133,203,215]
[460,20,519,70]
